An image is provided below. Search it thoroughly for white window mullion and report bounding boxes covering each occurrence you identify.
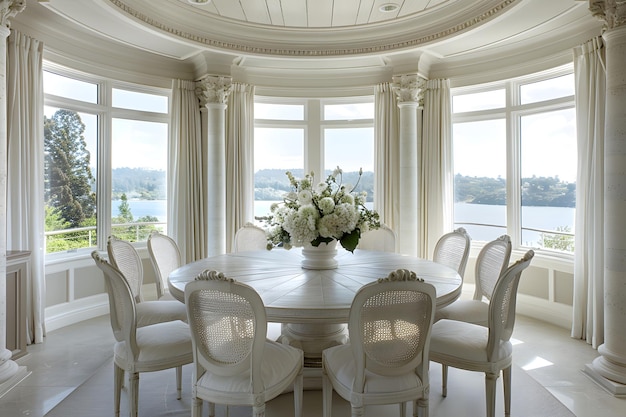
[306,99,323,177]
[97,82,112,250]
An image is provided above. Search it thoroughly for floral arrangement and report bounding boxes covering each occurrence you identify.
[263,167,380,253]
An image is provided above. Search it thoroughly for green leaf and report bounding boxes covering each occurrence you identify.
[340,229,361,253]
[312,236,334,247]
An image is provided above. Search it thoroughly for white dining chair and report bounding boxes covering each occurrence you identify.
[91,251,193,417]
[435,234,512,326]
[107,235,187,327]
[185,270,304,417]
[233,222,268,252]
[429,250,534,417]
[147,231,181,301]
[357,223,397,252]
[322,269,436,417]
[432,227,472,278]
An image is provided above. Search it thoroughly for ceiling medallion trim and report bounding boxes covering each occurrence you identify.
[107,0,520,57]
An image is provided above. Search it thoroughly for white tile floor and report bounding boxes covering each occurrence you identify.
[1,313,625,417]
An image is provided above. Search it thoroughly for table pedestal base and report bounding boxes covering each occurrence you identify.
[278,323,348,368]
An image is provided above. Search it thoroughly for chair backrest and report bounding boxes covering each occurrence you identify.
[185,270,267,385]
[432,228,472,277]
[474,234,513,302]
[91,251,137,345]
[357,224,397,252]
[233,222,268,252]
[107,236,144,303]
[348,269,436,381]
[147,231,182,298]
[486,250,534,359]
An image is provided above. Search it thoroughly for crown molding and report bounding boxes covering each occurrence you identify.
[107,0,521,57]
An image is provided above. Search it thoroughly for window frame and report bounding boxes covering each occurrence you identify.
[451,64,576,257]
[43,63,171,259]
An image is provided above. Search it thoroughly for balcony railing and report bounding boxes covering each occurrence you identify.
[44,221,167,253]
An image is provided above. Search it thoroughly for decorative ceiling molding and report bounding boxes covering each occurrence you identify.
[106,0,521,57]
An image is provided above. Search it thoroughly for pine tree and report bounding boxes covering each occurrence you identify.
[117,193,134,223]
[44,109,96,228]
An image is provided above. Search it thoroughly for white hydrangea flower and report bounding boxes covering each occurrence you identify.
[262,167,380,251]
[340,193,354,205]
[318,197,335,215]
[298,189,313,205]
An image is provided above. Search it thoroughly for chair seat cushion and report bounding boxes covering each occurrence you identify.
[323,344,424,395]
[196,339,303,399]
[136,300,188,327]
[430,319,512,364]
[114,320,192,369]
[434,300,489,326]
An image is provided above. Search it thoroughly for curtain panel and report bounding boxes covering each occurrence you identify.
[420,79,453,259]
[169,79,205,263]
[374,83,399,232]
[7,30,45,344]
[571,36,606,349]
[225,82,255,252]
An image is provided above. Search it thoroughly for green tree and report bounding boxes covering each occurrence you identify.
[44,205,69,231]
[44,109,96,227]
[117,193,134,222]
[539,226,574,252]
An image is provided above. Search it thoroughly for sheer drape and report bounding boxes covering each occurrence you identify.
[7,30,45,344]
[225,83,255,252]
[169,79,205,263]
[571,37,606,348]
[419,79,453,259]
[374,83,399,231]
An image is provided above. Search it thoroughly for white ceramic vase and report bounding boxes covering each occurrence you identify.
[301,240,338,270]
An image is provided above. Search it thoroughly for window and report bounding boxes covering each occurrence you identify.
[44,68,170,254]
[452,66,576,253]
[253,97,375,220]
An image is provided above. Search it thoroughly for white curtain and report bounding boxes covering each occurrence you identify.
[225,83,255,252]
[419,79,453,259]
[571,37,606,349]
[169,79,205,263]
[374,83,399,231]
[6,30,45,344]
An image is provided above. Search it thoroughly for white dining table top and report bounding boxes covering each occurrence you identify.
[168,248,462,324]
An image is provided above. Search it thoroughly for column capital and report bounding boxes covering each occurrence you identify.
[195,75,232,107]
[392,74,427,107]
[589,0,626,30]
[0,0,26,28]
[0,0,25,29]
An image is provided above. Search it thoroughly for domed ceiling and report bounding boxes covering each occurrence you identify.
[30,0,598,60]
[13,0,601,85]
[103,0,524,57]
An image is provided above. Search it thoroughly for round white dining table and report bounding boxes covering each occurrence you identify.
[168,247,463,324]
[169,247,462,370]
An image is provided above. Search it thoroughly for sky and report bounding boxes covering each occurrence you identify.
[45,71,576,182]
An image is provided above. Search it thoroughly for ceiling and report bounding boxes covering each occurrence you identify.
[12,0,602,86]
[180,0,452,28]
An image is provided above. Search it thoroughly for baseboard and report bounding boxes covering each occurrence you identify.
[516,294,572,329]
[45,294,109,332]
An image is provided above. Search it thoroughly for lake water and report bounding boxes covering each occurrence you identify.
[112,199,167,221]
[116,199,575,247]
[254,201,575,246]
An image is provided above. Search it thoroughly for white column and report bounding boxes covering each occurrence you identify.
[0,0,29,397]
[585,0,626,396]
[196,76,232,256]
[392,74,425,256]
